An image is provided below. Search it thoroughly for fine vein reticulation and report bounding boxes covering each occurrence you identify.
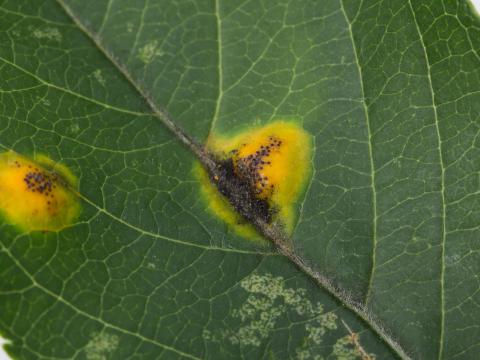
[54,0,411,359]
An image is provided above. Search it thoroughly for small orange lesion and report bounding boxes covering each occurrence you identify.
[0,151,80,232]
[232,136,279,200]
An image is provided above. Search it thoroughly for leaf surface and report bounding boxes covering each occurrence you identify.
[0,0,479,359]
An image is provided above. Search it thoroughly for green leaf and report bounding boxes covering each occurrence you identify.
[0,0,479,359]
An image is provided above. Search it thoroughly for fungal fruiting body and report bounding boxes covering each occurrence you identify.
[0,151,80,232]
[197,120,313,240]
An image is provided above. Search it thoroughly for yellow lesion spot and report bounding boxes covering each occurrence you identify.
[0,151,80,232]
[196,120,313,241]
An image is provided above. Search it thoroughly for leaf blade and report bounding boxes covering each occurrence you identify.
[1,0,480,359]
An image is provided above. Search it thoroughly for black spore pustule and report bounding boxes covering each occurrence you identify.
[212,158,273,224]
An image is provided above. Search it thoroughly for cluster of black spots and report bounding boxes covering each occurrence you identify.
[236,136,281,195]
[212,158,272,224]
[23,169,57,199]
[210,136,284,224]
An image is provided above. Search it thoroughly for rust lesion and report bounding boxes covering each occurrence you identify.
[233,135,282,199]
[212,157,273,225]
[196,120,313,241]
[0,151,80,232]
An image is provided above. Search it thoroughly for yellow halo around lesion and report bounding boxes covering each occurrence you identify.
[195,120,313,241]
[0,151,81,232]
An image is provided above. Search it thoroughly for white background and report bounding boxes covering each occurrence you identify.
[473,0,480,14]
[0,338,7,360]
[1,1,480,360]
[470,0,480,13]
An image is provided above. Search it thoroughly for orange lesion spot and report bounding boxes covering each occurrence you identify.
[196,120,313,240]
[0,151,80,232]
[232,136,278,199]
